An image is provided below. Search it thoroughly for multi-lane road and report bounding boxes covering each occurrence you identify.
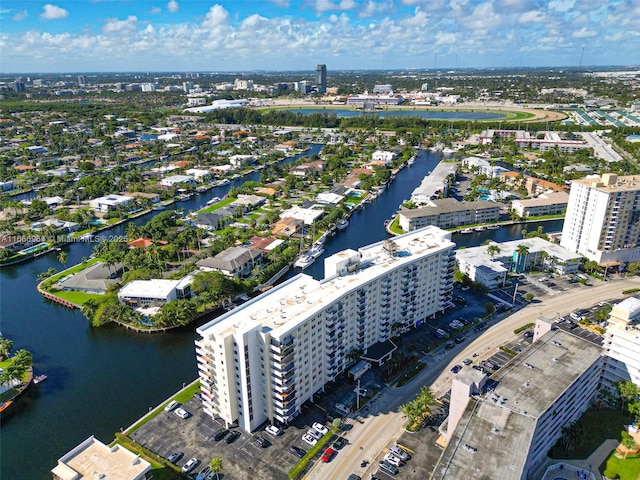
[304,276,640,480]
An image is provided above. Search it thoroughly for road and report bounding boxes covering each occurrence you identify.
[303,276,640,480]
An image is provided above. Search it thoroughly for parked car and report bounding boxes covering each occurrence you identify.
[312,422,329,435]
[347,475,362,480]
[444,342,455,350]
[462,358,472,365]
[321,447,335,462]
[307,428,322,439]
[167,451,183,463]
[289,446,306,458]
[333,436,348,450]
[265,425,282,437]
[213,429,229,441]
[454,336,465,344]
[252,436,268,448]
[472,365,485,372]
[379,460,399,475]
[302,434,318,446]
[174,407,189,419]
[389,445,410,461]
[384,453,404,467]
[182,457,199,473]
[195,466,211,480]
[451,365,462,374]
[524,331,533,338]
[225,430,241,444]
[164,400,180,412]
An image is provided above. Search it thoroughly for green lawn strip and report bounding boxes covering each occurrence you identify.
[197,197,236,214]
[44,257,101,284]
[600,450,640,480]
[125,380,200,435]
[51,290,104,306]
[514,323,535,334]
[112,434,183,480]
[288,427,338,479]
[548,407,633,459]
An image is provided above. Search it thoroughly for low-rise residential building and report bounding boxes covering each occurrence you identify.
[30,218,78,234]
[432,322,603,480]
[117,277,192,309]
[399,198,500,231]
[184,168,211,181]
[89,194,134,212]
[196,246,263,279]
[0,234,40,252]
[272,216,304,237]
[602,297,640,392]
[59,261,122,294]
[195,211,234,231]
[511,191,570,218]
[410,162,458,204]
[371,150,397,163]
[195,226,455,432]
[479,129,587,152]
[51,435,151,480]
[455,237,581,288]
[462,156,510,178]
[500,171,568,196]
[278,206,325,226]
[160,174,195,188]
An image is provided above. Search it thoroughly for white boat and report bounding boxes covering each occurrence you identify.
[474,226,487,232]
[206,197,221,206]
[308,245,325,259]
[294,254,315,269]
[196,185,209,193]
[486,225,500,230]
[407,155,416,166]
[178,194,191,202]
[217,179,231,186]
[336,219,349,230]
[460,228,474,234]
[152,204,166,211]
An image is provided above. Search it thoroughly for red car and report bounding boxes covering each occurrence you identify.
[321,447,335,463]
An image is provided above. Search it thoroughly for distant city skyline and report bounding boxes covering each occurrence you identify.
[1,0,639,74]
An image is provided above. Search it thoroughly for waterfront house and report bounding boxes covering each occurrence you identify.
[196,246,263,279]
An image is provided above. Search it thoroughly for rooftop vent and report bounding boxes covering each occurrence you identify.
[552,357,558,362]
[552,340,562,346]
[524,362,534,369]
[463,444,478,453]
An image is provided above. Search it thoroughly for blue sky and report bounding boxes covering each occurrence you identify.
[1,0,638,73]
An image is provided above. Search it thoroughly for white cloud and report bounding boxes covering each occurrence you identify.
[103,16,138,33]
[202,4,229,29]
[313,0,357,14]
[358,1,393,18]
[572,27,597,38]
[167,1,179,13]
[150,7,161,14]
[269,0,290,6]
[518,10,545,23]
[435,31,458,45]
[548,0,575,13]
[41,4,69,20]
[13,10,29,21]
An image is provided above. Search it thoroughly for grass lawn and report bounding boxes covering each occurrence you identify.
[51,290,104,306]
[548,407,633,460]
[44,257,101,284]
[198,197,236,214]
[600,450,640,480]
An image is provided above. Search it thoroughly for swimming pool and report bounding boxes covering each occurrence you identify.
[19,242,48,255]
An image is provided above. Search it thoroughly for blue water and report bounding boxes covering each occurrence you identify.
[292,108,508,120]
[627,135,640,141]
[20,242,48,254]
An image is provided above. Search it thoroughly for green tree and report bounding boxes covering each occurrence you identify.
[57,250,68,265]
[81,299,100,322]
[561,420,585,453]
[524,293,535,302]
[0,338,13,358]
[616,381,639,412]
[621,431,638,459]
[487,244,501,259]
[209,457,223,480]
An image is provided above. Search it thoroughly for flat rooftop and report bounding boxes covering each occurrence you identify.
[573,174,640,192]
[119,279,180,298]
[52,436,150,480]
[432,329,602,480]
[197,226,454,340]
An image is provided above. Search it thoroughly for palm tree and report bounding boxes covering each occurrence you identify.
[515,244,530,272]
[81,299,100,322]
[209,457,223,480]
[561,420,585,453]
[487,244,501,259]
[0,338,13,359]
[538,250,549,271]
[57,251,68,266]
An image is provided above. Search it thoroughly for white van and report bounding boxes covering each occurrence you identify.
[384,452,403,467]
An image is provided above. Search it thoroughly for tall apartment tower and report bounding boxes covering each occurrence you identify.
[77,75,86,87]
[560,173,640,265]
[315,64,327,94]
[602,297,640,391]
[196,226,455,432]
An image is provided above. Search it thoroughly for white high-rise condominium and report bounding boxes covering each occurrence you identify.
[602,297,640,392]
[195,226,455,432]
[560,173,640,265]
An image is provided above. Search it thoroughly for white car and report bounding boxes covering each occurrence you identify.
[181,457,199,473]
[307,428,322,439]
[312,422,329,435]
[265,425,282,437]
[384,452,403,467]
[174,407,190,419]
[164,400,180,412]
[302,434,318,446]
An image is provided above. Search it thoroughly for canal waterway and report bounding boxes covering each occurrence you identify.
[0,145,562,478]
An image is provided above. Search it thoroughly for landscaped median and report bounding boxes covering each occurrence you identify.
[288,426,339,479]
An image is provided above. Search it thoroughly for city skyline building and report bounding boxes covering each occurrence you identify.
[560,173,640,266]
[315,64,326,93]
[195,226,455,432]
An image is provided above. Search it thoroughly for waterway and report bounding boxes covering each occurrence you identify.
[0,145,562,478]
[290,108,507,121]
